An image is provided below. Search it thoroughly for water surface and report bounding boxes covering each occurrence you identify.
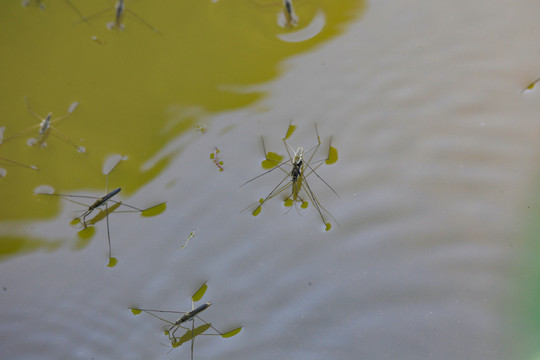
[1,1,540,360]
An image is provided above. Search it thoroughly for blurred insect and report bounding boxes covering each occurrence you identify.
[3,97,85,154]
[210,147,224,172]
[82,0,158,32]
[36,155,166,267]
[283,0,298,27]
[241,123,339,231]
[130,282,242,360]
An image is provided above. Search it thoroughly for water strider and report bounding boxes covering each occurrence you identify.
[81,0,158,32]
[130,282,242,360]
[283,0,299,27]
[3,97,85,154]
[36,155,166,266]
[241,122,339,231]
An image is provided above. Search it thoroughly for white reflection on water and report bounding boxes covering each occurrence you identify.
[278,10,326,43]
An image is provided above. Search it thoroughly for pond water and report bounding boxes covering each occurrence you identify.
[2,1,540,359]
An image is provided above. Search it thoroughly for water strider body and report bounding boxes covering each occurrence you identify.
[109,0,126,30]
[79,187,122,227]
[167,302,212,339]
[283,0,299,26]
[289,146,304,201]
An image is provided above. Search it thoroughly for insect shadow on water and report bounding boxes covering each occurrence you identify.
[3,97,86,154]
[35,155,167,267]
[129,282,242,360]
[79,0,159,32]
[241,122,339,231]
[0,126,38,178]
